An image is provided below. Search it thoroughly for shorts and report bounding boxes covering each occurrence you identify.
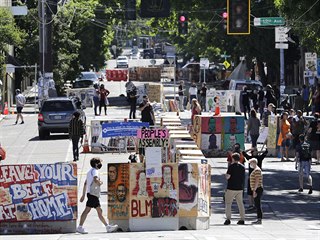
[298,161,311,177]
[86,193,100,208]
[281,139,290,148]
[16,106,23,113]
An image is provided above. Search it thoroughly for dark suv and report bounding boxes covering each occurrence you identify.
[38,98,79,139]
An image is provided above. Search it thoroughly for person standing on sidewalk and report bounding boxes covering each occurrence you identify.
[188,82,198,103]
[295,134,313,194]
[69,111,85,162]
[15,89,26,124]
[199,82,207,111]
[178,80,185,111]
[128,86,137,119]
[249,158,264,224]
[247,109,261,148]
[99,84,110,115]
[224,152,246,225]
[77,158,118,234]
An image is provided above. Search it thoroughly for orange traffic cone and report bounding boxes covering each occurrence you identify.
[3,102,9,115]
[82,134,90,153]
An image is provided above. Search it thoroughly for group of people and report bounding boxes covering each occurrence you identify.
[93,84,110,116]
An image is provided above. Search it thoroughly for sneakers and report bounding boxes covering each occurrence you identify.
[237,220,245,225]
[298,188,303,192]
[21,121,24,124]
[223,219,231,225]
[252,219,262,224]
[308,188,313,194]
[106,224,118,233]
[76,226,88,234]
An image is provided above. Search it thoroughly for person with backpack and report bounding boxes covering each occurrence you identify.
[295,134,313,194]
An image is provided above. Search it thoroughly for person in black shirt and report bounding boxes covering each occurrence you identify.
[128,86,138,119]
[69,111,85,162]
[199,82,207,111]
[241,87,250,120]
[139,95,155,126]
[258,87,265,120]
[224,153,245,225]
[178,80,185,111]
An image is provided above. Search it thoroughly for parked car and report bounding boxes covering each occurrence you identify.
[77,71,99,81]
[228,79,263,91]
[37,97,84,140]
[72,79,96,89]
[116,56,129,68]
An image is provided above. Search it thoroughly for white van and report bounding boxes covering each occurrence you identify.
[228,79,263,91]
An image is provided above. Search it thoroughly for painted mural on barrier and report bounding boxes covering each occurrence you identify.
[108,163,130,220]
[178,163,198,217]
[198,164,210,217]
[129,163,178,219]
[267,115,277,149]
[0,163,77,222]
[193,116,245,157]
[206,90,241,113]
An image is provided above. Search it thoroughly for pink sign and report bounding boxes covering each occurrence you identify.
[137,128,169,139]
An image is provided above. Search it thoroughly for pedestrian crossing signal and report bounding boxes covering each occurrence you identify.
[178,14,188,35]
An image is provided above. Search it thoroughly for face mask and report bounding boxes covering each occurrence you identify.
[249,164,255,169]
[97,163,102,169]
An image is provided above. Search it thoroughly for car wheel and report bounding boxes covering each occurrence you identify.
[39,130,49,140]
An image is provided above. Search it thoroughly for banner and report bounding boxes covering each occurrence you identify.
[106,69,128,81]
[137,128,169,147]
[0,163,77,222]
[102,122,149,138]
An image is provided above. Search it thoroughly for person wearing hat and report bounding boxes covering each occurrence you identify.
[262,103,275,127]
[249,158,264,224]
[15,89,26,124]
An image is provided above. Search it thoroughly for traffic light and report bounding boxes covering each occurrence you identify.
[125,0,136,20]
[227,0,250,35]
[178,14,188,35]
[222,12,228,30]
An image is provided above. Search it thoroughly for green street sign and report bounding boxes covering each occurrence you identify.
[254,17,285,26]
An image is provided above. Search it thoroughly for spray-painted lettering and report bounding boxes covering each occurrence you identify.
[152,197,178,217]
[131,199,152,217]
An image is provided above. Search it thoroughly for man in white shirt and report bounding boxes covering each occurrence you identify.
[188,82,198,103]
[77,158,118,234]
[15,89,26,124]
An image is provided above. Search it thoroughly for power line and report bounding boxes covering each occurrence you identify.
[293,0,319,22]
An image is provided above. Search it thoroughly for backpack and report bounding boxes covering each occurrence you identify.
[300,142,311,160]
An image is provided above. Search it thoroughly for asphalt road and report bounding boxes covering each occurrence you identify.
[0,105,319,240]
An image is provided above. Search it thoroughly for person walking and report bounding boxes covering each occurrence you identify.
[99,84,110,115]
[69,111,85,162]
[247,109,261,148]
[15,89,26,124]
[241,87,250,120]
[224,152,246,225]
[295,134,313,194]
[307,113,320,164]
[188,82,198,103]
[128,86,137,119]
[178,80,185,111]
[199,82,207,111]
[277,111,291,161]
[77,158,118,234]
[258,87,265,120]
[249,158,264,224]
[191,98,201,125]
[262,103,275,127]
[312,83,320,114]
[302,85,310,115]
[292,110,307,149]
[93,84,100,116]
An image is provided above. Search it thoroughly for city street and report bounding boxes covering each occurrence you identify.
[0,104,319,240]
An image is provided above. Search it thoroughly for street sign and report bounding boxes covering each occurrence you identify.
[275,43,288,49]
[305,52,317,71]
[317,58,320,77]
[275,27,290,42]
[254,17,285,26]
[102,122,149,138]
[200,58,209,69]
[6,64,15,73]
[223,60,231,69]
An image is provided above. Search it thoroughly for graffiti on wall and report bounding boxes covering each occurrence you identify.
[0,163,77,222]
[129,163,178,219]
[108,163,130,220]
